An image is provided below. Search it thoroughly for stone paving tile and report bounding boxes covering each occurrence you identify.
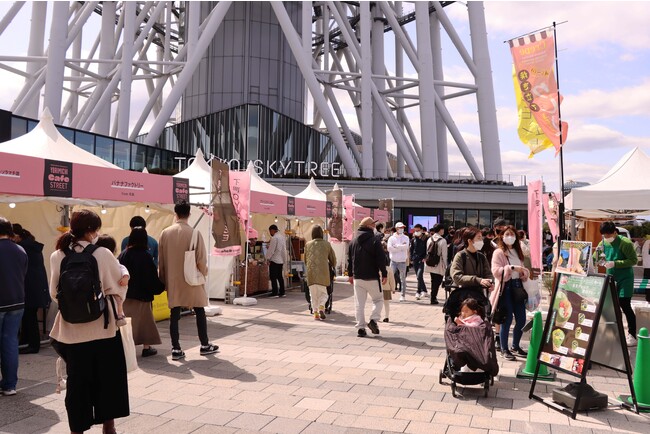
[6,276,650,433]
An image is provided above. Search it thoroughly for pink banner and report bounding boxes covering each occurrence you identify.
[295,197,326,217]
[0,152,44,197]
[0,151,181,204]
[510,30,568,153]
[229,169,251,226]
[372,209,390,223]
[250,192,288,215]
[354,207,371,222]
[527,180,543,272]
[542,191,561,242]
[342,195,355,242]
[74,164,174,203]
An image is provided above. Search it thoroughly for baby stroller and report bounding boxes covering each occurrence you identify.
[439,286,498,397]
[303,268,335,315]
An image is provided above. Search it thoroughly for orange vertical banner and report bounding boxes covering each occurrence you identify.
[510,29,568,157]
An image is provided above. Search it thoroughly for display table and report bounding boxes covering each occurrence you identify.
[238,261,270,296]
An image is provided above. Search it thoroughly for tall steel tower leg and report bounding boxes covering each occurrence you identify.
[95,1,116,135]
[371,4,387,179]
[468,1,502,180]
[43,1,69,123]
[360,1,373,179]
[24,2,47,119]
[394,1,405,179]
[117,1,136,140]
[415,2,438,180]
[431,10,448,180]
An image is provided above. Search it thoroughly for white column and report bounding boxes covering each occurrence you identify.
[360,1,373,178]
[117,1,136,139]
[23,2,47,118]
[145,2,233,147]
[415,2,438,180]
[302,1,311,123]
[468,1,502,180]
[43,1,69,123]
[371,4,387,179]
[431,9,448,179]
[394,1,405,179]
[269,2,360,178]
[95,1,116,134]
[68,26,82,122]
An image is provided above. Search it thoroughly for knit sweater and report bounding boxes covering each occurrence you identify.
[304,239,336,287]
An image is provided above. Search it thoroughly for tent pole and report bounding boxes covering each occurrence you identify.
[553,22,567,241]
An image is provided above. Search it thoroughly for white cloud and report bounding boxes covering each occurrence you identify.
[483,2,650,52]
[563,79,650,119]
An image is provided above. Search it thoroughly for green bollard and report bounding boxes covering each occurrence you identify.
[627,328,650,407]
[517,310,556,380]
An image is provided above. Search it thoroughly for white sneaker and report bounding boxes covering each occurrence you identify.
[415,294,421,300]
[626,334,637,347]
[399,296,405,302]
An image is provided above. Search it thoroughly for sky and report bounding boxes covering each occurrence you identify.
[0,2,648,193]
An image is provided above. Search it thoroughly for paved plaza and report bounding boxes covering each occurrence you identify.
[3,275,649,434]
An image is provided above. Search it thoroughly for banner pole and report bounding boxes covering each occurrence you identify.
[553,21,566,241]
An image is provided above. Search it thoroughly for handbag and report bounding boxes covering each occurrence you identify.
[184,229,206,286]
[491,270,507,325]
[523,278,541,311]
[119,317,138,373]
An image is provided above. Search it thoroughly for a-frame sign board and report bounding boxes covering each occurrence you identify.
[529,273,638,418]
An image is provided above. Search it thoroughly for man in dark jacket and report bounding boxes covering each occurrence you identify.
[348,217,387,337]
[12,224,49,354]
[0,217,27,395]
[410,224,429,300]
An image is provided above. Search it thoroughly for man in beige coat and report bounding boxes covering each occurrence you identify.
[159,201,218,361]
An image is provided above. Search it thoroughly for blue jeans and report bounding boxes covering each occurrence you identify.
[391,261,407,296]
[413,260,427,294]
[0,309,24,391]
[499,280,526,350]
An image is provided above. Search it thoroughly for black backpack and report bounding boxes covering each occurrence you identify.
[425,238,442,267]
[57,244,109,328]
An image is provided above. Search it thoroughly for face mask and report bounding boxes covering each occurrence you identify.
[397,229,404,234]
[503,236,516,246]
[414,231,421,237]
[473,240,484,250]
[604,237,615,243]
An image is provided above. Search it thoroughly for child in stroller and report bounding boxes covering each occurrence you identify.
[439,290,499,397]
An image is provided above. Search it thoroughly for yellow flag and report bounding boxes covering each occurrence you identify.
[512,65,555,158]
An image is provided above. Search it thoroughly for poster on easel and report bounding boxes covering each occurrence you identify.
[555,241,592,276]
[530,272,638,418]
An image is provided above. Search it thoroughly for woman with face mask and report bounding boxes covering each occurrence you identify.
[490,225,530,361]
[449,227,493,318]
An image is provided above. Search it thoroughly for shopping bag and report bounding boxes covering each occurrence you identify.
[184,230,206,286]
[523,278,541,312]
[120,317,138,373]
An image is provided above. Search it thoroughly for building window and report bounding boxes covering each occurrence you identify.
[454,210,466,229]
[114,140,131,169]
[76,132,95,154]
[10,117,26,139]
[131,144,146,171]
[95,136,114,164]
[479,210,491,228]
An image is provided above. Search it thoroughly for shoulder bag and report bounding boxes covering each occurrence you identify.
[184,229,206,286]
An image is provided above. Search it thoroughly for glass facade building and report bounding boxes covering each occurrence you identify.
[138,104,353,178]
[3,111,191,174]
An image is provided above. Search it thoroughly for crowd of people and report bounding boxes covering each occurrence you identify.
[1,205,646,432]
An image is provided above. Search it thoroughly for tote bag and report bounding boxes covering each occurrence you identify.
[184,229,206,286]
[120,318,138,373]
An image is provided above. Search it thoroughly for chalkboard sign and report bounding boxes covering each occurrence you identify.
[539,273,607,377]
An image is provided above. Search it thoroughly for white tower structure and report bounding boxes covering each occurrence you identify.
[0,1,503,181]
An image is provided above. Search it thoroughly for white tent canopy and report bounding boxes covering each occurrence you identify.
[565,147,650,217]
[295,177,326,201]
[0,108,120,169]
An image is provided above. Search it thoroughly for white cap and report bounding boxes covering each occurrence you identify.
[395,222,405,228]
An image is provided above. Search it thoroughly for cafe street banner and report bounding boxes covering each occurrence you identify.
[0,151,185,204]
[509,29,568,157]
[378,198,394,226]
[211,160,244,256]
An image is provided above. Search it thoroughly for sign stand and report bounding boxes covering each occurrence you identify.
[529,273,638,418]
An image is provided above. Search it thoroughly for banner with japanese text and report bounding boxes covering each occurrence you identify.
[528,180,543,273]
[211,161,244,256]
[509,29,568,157]
[342,194,355,242]
[326,189,343,242]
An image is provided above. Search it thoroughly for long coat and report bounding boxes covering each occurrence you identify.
[159,221,208,308]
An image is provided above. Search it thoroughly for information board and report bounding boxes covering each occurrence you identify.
[539,273,606,376]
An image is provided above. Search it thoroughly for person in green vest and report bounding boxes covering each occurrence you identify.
[594,221,638,346]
